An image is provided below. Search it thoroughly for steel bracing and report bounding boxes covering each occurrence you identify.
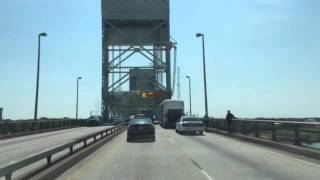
[102,24,174,121]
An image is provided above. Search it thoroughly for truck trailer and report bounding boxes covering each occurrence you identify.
[156,100,184,128]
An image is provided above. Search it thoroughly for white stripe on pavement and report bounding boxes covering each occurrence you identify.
[200,169,214,180]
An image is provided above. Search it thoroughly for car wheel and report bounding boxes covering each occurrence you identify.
[199,131,204,135]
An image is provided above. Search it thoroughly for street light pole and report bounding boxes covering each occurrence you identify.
[76,77,82,120]
[34,32,47,121]
[186,76,192,116]
[196,33,209,120]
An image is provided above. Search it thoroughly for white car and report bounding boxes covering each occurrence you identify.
[176,116,205,135]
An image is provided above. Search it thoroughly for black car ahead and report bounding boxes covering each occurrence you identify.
[127,118,155,142]
[86,116,100,127]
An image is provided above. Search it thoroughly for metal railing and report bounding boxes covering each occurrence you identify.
[0,119,86,135]
[0,123,128,180]
[208,118,320,147]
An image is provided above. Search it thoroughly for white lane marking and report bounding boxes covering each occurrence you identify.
[168,138,175,143]
[167,135,175,143]
[200,169,214,180]
[191,159,215,180]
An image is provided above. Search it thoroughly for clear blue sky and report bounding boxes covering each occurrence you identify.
[1,0,320,119]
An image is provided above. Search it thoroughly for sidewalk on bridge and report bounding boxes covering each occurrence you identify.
[206,127,320,161]
[0,125,81,140]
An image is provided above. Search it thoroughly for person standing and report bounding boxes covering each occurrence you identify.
[226,110,235,133]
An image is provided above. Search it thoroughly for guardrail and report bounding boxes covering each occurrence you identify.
[0,123,128,180]
[208,118,320,147]
[0,119,86,135]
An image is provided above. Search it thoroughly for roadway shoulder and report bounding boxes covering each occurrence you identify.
[206,128,320,161]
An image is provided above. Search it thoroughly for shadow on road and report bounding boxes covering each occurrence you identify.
[126,139,156,143]
[177,132,205,136]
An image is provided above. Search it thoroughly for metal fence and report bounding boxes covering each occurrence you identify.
[0,119,86,135]
[208,118,320,147]
[0,123,127,180]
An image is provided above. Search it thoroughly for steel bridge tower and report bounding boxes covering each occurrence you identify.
[101,0,174,122]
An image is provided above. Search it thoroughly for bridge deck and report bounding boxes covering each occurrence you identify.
[58,126,320,180]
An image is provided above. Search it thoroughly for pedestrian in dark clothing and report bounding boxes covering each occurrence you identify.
[226,110,235,133]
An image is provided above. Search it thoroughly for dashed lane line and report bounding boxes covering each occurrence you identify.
[191,159,215,180]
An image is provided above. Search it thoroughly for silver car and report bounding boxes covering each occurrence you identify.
[176,116,205,135]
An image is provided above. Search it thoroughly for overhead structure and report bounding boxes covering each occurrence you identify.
[177,67,181,100]
[101,0,175,121]
[129,69,155,91]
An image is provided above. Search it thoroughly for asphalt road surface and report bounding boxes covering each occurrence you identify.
[58,126,320,180]
[0,126,112,168]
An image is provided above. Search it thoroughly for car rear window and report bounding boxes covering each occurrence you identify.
[182,117,202,122]
[131,118,152,124]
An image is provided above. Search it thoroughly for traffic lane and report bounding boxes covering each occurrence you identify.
[0,126,113,168]
[180,132,320,180]
[57,126,320,180]
[57,126,206,180]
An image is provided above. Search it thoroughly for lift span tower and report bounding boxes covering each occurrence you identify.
[101,0,175,121]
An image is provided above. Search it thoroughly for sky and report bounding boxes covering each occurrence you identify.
[1,0,320,119]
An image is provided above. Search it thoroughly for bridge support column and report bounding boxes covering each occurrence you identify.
[165,44,172,97]
[102,25,110,122]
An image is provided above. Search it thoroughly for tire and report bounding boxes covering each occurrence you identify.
[163,122,168,129]
[199,131,204,135]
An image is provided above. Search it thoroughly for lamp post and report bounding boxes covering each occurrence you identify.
[76,77,82,120]
[196,33,209,120]
[34,32,47,121]
[186,76,192,116]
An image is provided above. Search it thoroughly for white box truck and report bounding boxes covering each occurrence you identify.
[156,100,184,128]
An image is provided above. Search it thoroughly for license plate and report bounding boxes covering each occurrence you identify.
[138,126,144,130]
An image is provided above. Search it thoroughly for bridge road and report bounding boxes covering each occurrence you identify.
[0,126,112,168]
[58,126,320,180]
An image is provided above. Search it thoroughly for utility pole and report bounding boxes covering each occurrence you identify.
[196,33,209,120]
[177,67,181,100]
[76,77,82,120]
[34,32,47,121]
[186,75,192,115]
